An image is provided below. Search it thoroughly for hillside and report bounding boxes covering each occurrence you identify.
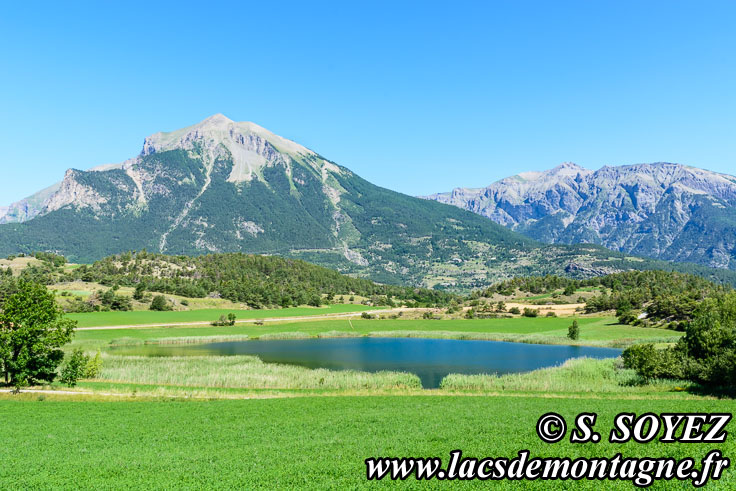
[1,251,455,308]
[424,162,736,271]
[2,116,736,291]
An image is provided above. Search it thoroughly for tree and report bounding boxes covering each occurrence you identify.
[227,313,236,326]
[133,283,146,301]
[150,295,172,311]
[622,292,736,388]
[0,281,75,388]
[567,319,579,340]
[60,349,88,387]
[85,351,103,378]
[678,292,736,387]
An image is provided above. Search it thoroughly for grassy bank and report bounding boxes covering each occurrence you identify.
[74,354,700,400]
[68,304,377,328]
[72,316,680,350]
[97,354,421,390]
[440,357,694,396]
[0,396,733,488]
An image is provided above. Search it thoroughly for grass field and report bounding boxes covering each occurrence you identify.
[67,304,377,328]
[71,316,682,350]
[0,395,733,489]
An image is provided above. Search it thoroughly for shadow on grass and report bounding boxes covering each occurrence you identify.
[684,384,736,399]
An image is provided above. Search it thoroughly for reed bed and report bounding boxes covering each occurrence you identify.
[439,357,692,393]
[366,330,680,348]
[97,354,422,390]
[315,330,358,338]
[255,331,311,341]
[109,335,251,346]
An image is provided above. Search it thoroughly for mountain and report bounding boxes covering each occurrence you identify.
[424,162,736,271]
[0,182,61,224]
[1,116,735,291]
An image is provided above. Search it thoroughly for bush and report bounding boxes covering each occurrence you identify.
[546,311,557,317]
[212,313,237,326]
[567,319,579,340]
[422,311,436,320]
[361,312,375,320]
[85,351,103,378]
[60,349,89,387]
[522,308,538,318]
[133,283,146,301]
[622,343,684,381]
[679,293,736,387]
[99,289,132,311]
[508,307,521,315]
[622,292,736,388]
[150,295,172,311]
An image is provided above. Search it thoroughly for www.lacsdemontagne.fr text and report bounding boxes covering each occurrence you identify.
[366,449,728,487]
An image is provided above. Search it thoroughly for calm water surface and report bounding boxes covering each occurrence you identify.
[112,337,622,388]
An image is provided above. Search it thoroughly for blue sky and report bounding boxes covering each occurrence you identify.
[1,1,735,204]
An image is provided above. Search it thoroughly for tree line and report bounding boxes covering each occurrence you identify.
[474,270,729,328]
[65,251,458,308]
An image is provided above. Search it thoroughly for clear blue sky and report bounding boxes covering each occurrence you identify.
[1,1,735,204]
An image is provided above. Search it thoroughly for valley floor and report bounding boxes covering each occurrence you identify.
[3,312,727,489]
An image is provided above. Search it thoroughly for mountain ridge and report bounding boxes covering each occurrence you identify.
[423,162,736,270]
[2,116,736,291]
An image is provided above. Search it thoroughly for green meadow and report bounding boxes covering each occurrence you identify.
[68,303,376,327]
[0,396,733,489]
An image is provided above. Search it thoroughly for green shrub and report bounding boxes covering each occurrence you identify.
[621,343,684,381]
[567,319,579,340]
[150,295,172,311]
[60,349,89,387]
[85,351,103,378]
[522,308,538,318]
[622,292,736,388]
[212,313,237,326]
[508,307,521,315]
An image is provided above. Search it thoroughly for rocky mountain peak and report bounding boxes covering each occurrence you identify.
[549,162,585,174]
[424,162,736,270]
[140,114,323,184]
[142,114,314,159]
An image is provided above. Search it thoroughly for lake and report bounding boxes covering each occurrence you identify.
[112,337,622,388]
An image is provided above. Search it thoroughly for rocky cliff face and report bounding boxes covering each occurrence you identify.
[0,182,61,224]
[424,162,736,270]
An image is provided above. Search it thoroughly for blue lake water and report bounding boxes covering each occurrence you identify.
[112,337,622,388]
